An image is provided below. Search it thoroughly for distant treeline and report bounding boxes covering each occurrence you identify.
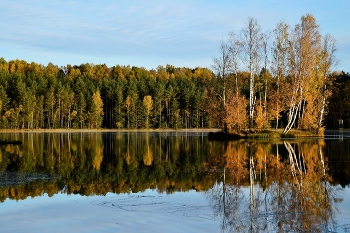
[0,57,349,130]
[0,58,219,129]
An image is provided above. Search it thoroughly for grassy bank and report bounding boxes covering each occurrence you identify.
[208,129,321,140]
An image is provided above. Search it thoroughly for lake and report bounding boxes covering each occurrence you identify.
[0,131,349,232]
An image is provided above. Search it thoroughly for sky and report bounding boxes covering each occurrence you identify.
[1,0,349,72]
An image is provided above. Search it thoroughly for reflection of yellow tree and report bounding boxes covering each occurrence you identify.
[125,150,132,166]
[92,150,103,170]
[278,141,338,232]
[123,133,133,166]
[143,136,153,166]
[224,141,248,183]
[207,140,340,233]
[254,143,272,182]
[91,134,104,170]
[143,149,153,166]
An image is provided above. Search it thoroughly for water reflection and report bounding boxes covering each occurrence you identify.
[0,132,216,200]
[0,132,349,232]
[206,140,343,232]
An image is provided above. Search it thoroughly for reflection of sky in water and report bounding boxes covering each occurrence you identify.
[338,187,350,230]
[1,187,350,233]
[0,190,220,233]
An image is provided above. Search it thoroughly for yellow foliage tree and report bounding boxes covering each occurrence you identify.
[89,91,104,128]
[254,105,269,131]
[224,94,248,133]
[143,95,153,129]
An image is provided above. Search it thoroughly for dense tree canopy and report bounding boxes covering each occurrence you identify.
[0,59,218,129]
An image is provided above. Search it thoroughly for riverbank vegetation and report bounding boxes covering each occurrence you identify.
[0,14,348,133]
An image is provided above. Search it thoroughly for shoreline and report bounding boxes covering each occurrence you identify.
[0,128,223,133]
[208,129,350,140]
[0,128,348,138]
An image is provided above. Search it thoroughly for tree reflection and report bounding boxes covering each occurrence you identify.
[206,140,342,233]
[0,132,216,200]
[0,132,346,231]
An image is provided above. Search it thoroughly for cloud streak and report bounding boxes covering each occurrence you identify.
[0,0,349,70]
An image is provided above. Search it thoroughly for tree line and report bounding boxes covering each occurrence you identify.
[0,59,217,129]
[0,14,348,131]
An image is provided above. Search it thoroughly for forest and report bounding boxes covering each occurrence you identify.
[0,14,349,132]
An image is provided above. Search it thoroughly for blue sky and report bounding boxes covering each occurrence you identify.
[1,0,349,72]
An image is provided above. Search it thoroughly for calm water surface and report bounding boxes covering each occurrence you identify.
[0,131,349,232]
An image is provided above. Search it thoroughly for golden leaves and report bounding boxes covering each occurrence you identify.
[224,94,248,133]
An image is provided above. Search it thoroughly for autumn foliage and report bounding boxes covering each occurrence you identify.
[212,14,338,135]
[224,94,248,133]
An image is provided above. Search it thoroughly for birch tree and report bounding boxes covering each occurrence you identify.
[261,32,271,118]
[315,34,338,134]
[283,14,322,133]
[228,32,243,95]
[212,40,232,107]
[271,21,290,129]
[241,18,262,128]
